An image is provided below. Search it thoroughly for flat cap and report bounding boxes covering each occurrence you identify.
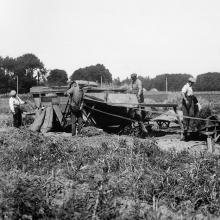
[188,77,196,83]
[10,90,16,96]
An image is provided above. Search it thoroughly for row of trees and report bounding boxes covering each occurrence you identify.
[0,54,112,93]
[1,53,220,93]
[0,54,46,93]
[115,72,220,91]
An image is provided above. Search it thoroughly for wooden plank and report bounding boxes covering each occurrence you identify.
[40,106,53,133]
[29,109,46,132]
[53,104,63,124]
[109,102,178,108]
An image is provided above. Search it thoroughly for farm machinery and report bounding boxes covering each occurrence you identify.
[29,82,220,150]
[29,82,181,135]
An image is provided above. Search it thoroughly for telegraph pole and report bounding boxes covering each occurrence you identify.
[165,77,168,93]
[17,75,19,95]
[101,75,103,88]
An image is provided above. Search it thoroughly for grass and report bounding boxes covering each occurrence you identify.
[0,94,35,114]
[0,125,220,219]
[1,92,220,219]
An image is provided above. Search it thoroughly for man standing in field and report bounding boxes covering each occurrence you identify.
[181,77,198,141]
[66,81,84,136]
[130,73,148,134]
[9,90,25,128]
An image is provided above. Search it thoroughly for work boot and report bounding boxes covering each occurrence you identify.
[139,122,148,134]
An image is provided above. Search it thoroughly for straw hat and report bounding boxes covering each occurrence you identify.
[188,77,196,83]
[10,90,16,96]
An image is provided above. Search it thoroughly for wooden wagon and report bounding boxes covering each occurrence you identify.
[30,83,181,134]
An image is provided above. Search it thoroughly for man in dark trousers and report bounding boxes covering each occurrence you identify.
[130,73,148,134]
[66,81,84,136]
[181,77,198,141]
[9,90,25,128]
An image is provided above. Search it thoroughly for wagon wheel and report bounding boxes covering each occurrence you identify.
[156,120,170,129]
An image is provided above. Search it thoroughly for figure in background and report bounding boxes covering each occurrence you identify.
[181,77,199,141]
[66,81,84,136]
[131,73,144,103]
[9,90,25,128]
[130,73,148,134]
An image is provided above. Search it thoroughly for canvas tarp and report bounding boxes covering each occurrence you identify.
[30,104,64,133]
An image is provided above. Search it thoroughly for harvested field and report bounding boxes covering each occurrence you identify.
[145,91,220,105]
[1,114,220,219]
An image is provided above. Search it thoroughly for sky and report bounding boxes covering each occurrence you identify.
[0,0,220,80]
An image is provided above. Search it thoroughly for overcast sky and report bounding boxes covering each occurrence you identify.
[0,0,220,79]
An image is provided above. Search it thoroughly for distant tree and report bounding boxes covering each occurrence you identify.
[113,77,121,87]
[0,54,45,93]
[121,77,130,85]
[152,73,192,91]
[71,64,112,84]
[0,68,10,93]
[47,69,68,86]
[13,54,45,93]
[0,56,16,75]
[195,72,220,91]
[139,76,153,90]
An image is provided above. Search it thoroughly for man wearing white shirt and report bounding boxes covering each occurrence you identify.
[130,73,148,134]
[181,77,197,140]
[9,90,25,128]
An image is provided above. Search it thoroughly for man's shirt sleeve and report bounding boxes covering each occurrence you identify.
[9,98,15,113]
[137,80,143,95]
[181,84,188,94]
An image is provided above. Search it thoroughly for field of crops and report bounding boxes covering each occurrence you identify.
[145,91,220,104]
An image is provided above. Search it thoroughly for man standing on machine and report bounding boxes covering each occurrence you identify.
[66,81,84,136]
[130,73,148,134]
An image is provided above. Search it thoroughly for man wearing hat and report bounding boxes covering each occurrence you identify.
[9,90,25,128]
[181,77,198,140]
[66,81,84,136]
[130,73,144,103]
[130,73,148,134]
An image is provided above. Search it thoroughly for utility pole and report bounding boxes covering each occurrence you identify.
[165,77,168,93]
[17,75,19,95]
[101,75,103,88]
[37,71,40,86]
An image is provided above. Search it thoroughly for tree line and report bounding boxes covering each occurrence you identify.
[0,54,112,93]
[115,72,220,92]
[1,53,220,93]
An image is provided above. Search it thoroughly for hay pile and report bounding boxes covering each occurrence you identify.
[0,128,220,219]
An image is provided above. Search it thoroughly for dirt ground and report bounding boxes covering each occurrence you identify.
[45,131,220,156]
[156,134,220,155]
[1,113,220,155]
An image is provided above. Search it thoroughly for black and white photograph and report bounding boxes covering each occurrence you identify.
[0,0,220,219]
